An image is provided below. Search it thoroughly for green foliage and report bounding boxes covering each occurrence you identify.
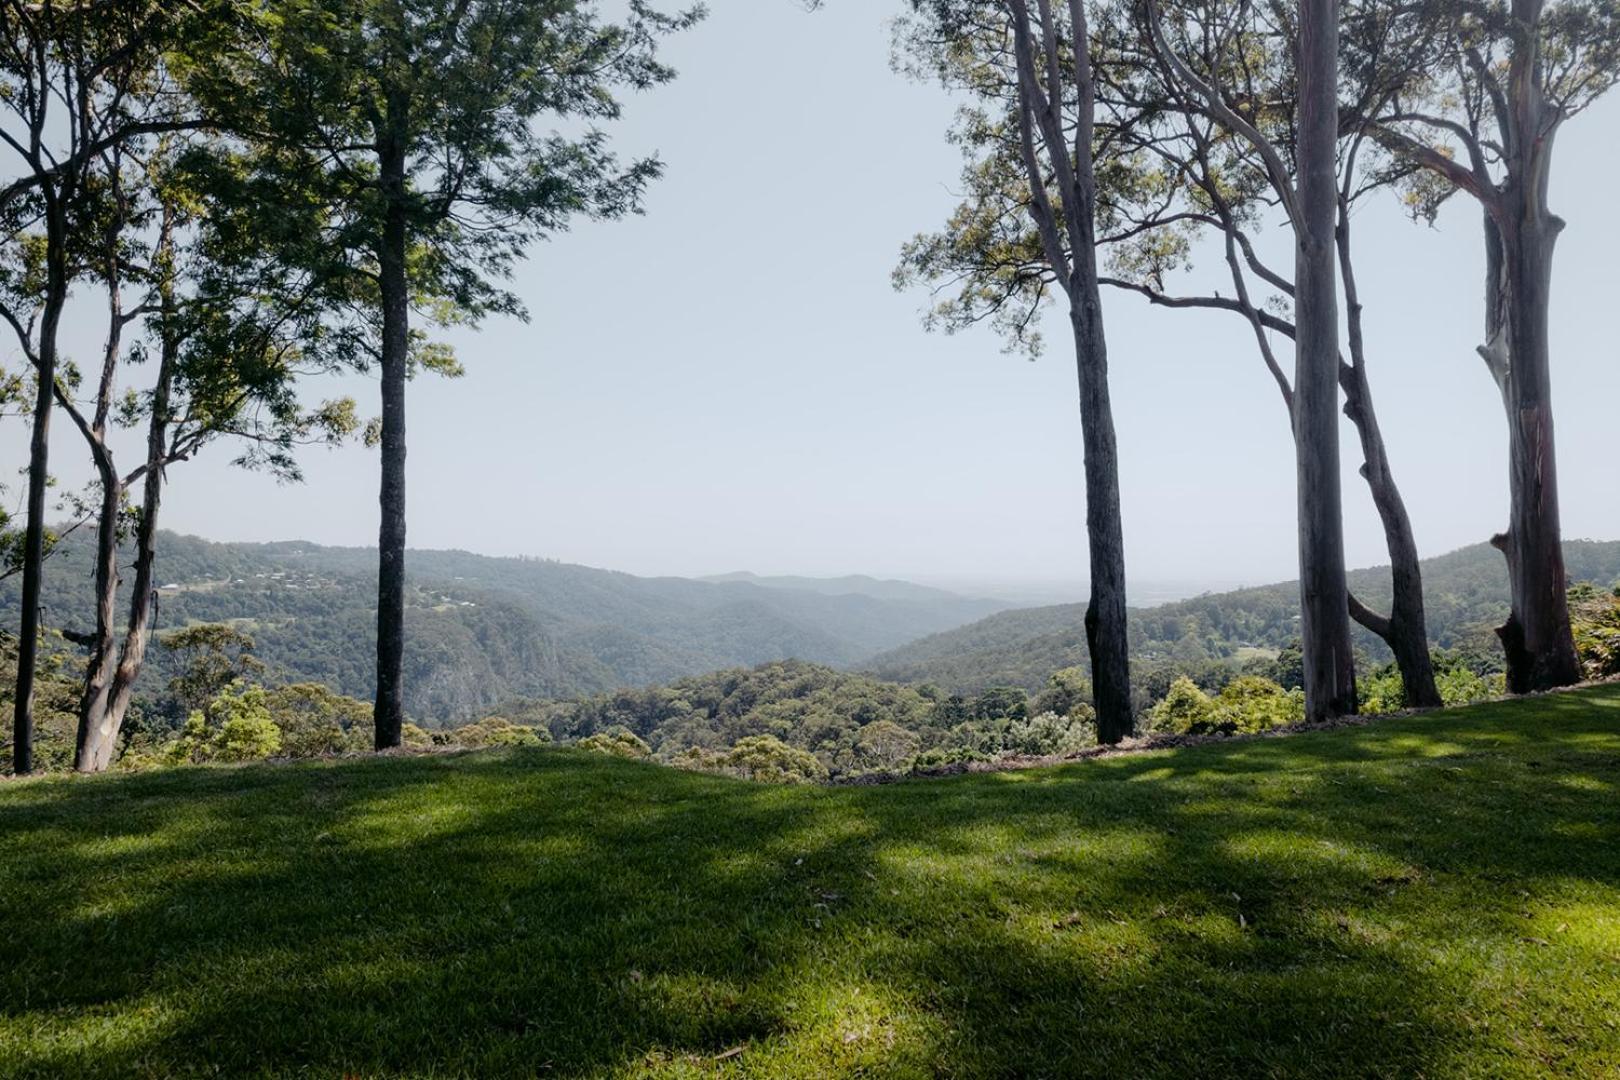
[1149,674,1300,735]
[206,0,706,388]
[1212,676,1304,734]
[0,631,82,773]
[577,728,652,760]
[1000,710,1099,756]
[163,682,283,765]
[261,683,372,757]
[871,541,1620,695]
[1,529,1005,724]
[1361,650,1506,715]
[447,716,549,749]
[1570,583,1620,679]
[161,623,265,717]
[1150,676,1219,734]
[711,735,827,785]
[401,723,436,750]
[1030,666,1093,719]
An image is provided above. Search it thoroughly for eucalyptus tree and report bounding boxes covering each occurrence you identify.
[1096,0,1441,707]
[895,0,1136,742]
[226,0,703,749]
[59,140,358,773]
[0,0,210,774]
[1353,0,1619,693]
[1130,0,1356,719]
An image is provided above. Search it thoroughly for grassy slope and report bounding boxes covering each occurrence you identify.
[3,688,1619,1078]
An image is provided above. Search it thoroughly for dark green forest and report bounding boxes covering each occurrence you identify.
[0,530,1007,720]
[870,540,1620,692]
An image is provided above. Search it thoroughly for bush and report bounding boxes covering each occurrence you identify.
[577,727,652,759]
[1149,676,1218,734]
[1213,676,1303,733]
[999,709,1098,757]
[1571,584,1620,679]
[163,683,282,765]
[909,746,989,772]
[263,683,372,757]
[450,716,549,749]
[720,735,827,784]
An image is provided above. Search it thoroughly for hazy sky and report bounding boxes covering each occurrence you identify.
[5,0,1618,591]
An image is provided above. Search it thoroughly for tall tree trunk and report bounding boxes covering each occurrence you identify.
[373,134,410,750]
[11,193,69,776]
[1336,199,1440,709]
[1294,0,1356,721]
[1070,299,1133,743]
[1472,0,1581,694]
[76,244,178,773]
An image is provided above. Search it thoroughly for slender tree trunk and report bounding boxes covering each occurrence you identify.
[73,470,123,769]
[76,250,178,772]
[11,194,69,776]
[1336,201,1440,709]
[1070,305,1132,743]
[373,133,410,750]
[1342,369,1442,708]
[1294,0,1356,721]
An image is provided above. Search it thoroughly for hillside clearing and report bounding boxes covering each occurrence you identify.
[3,687,1619,1077]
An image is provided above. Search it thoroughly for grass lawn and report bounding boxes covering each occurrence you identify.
[3,687,1619,1078]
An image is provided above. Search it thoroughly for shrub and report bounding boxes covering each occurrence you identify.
[451,716,548,749]
[1149,676,1219,734]
[162,682,282,764]
[263,683,372,757]
[1571,584,1620,679]
[720,735,827,784]
[577,727,652,759]
[999,709,1098,757]
[1213,676,1303,733]
[909,746,989,772]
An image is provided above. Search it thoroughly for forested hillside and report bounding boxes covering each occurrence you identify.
[0,531,1007,722]
[869,541,1620,692]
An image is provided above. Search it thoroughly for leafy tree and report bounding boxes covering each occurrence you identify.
[221,0,703,750]
[164,681,283,764]
[1107,0,1442,707]
[62,139,357,773]
[0,0,206,774]
[0,630,79,771]
[896,0,1134,741]
[448,716,549,749]
[161,623,264,717]
[1031,665,1093,718]
[262,683,373,757]
[1570,584,1620,679]
[852,719,920,772]
[1002,709,1098,755]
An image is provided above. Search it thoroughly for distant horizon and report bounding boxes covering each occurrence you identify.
[113,524,1620,611]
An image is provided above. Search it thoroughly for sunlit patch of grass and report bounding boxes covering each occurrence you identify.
[3,685,1620,1076]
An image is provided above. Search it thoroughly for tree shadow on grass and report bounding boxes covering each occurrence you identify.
[1,687,1618,1077]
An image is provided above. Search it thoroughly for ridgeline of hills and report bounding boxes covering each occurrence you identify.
[866,539,1620,692]
[7,531,1618,723]
[0,531,1009,722]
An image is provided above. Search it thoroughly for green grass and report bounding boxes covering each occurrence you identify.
[4,688,1620,1078]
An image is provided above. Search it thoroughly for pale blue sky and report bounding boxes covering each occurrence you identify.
[7,0,1619,592]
